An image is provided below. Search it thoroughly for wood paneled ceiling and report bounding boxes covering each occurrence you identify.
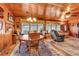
[4,3,79,21]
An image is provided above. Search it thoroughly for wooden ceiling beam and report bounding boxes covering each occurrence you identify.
[36,4,38,19]
[14,15,60,22]
[6,3,79,22]
[42,4,48,20]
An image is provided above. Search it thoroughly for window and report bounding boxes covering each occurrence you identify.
[21,23,29,34]
[52,24,61,31]
[30,23,37,32]
[52,24,56,30]
[56,24,61,31]
[46,24,52,33]
[38,24,43,32]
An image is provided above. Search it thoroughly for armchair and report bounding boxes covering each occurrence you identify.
[51,30,65,42]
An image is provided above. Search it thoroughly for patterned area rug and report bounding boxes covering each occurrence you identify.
[10,41,58,56]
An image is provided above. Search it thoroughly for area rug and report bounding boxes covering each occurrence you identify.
[10,41,55,56]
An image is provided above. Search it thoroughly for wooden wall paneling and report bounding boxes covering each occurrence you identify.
[0,4,14,51]
[0,34,4,51]
[8,33,12,45]
[3,34,8,48]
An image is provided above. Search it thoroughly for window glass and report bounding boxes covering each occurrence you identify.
[46,24,52,33]
[52,24,60,31]
[56,24,61,31]
[30,23,37,32]
[52,24,56,30]
[38,24,43,32]
[21,23,29,34]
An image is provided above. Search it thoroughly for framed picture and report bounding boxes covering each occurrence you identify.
[8,13,14,23]
[5,23,13,33]
[0,20,3,30]
[0,7,4,18]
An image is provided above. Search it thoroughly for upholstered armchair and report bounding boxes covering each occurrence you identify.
[51,30,65,42]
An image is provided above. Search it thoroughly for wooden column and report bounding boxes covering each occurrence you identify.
[43,20,46,31]
[60,23,64,32]
[43,4,47,31]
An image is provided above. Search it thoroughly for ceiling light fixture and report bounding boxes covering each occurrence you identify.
[27,17,31,21]
[33,17,37,22]
[27,17,37,22]
[59,4,71,21]
[65,14,71,18]
[66,6,71,12]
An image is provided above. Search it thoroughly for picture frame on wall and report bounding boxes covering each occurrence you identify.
[0,7,4,18]
[0,20,3,30]
[5,23,13,33]
[8,13,14,23]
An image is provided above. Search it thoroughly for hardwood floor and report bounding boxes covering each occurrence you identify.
[44,36,79,56]
[1,35,79,56]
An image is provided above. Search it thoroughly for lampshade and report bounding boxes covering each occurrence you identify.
[65,14,71,18]
[27,17,32,21]
[65,12,71,18]
[27,17,37,22]
[30,19,33,22]
[33,17,37,22]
